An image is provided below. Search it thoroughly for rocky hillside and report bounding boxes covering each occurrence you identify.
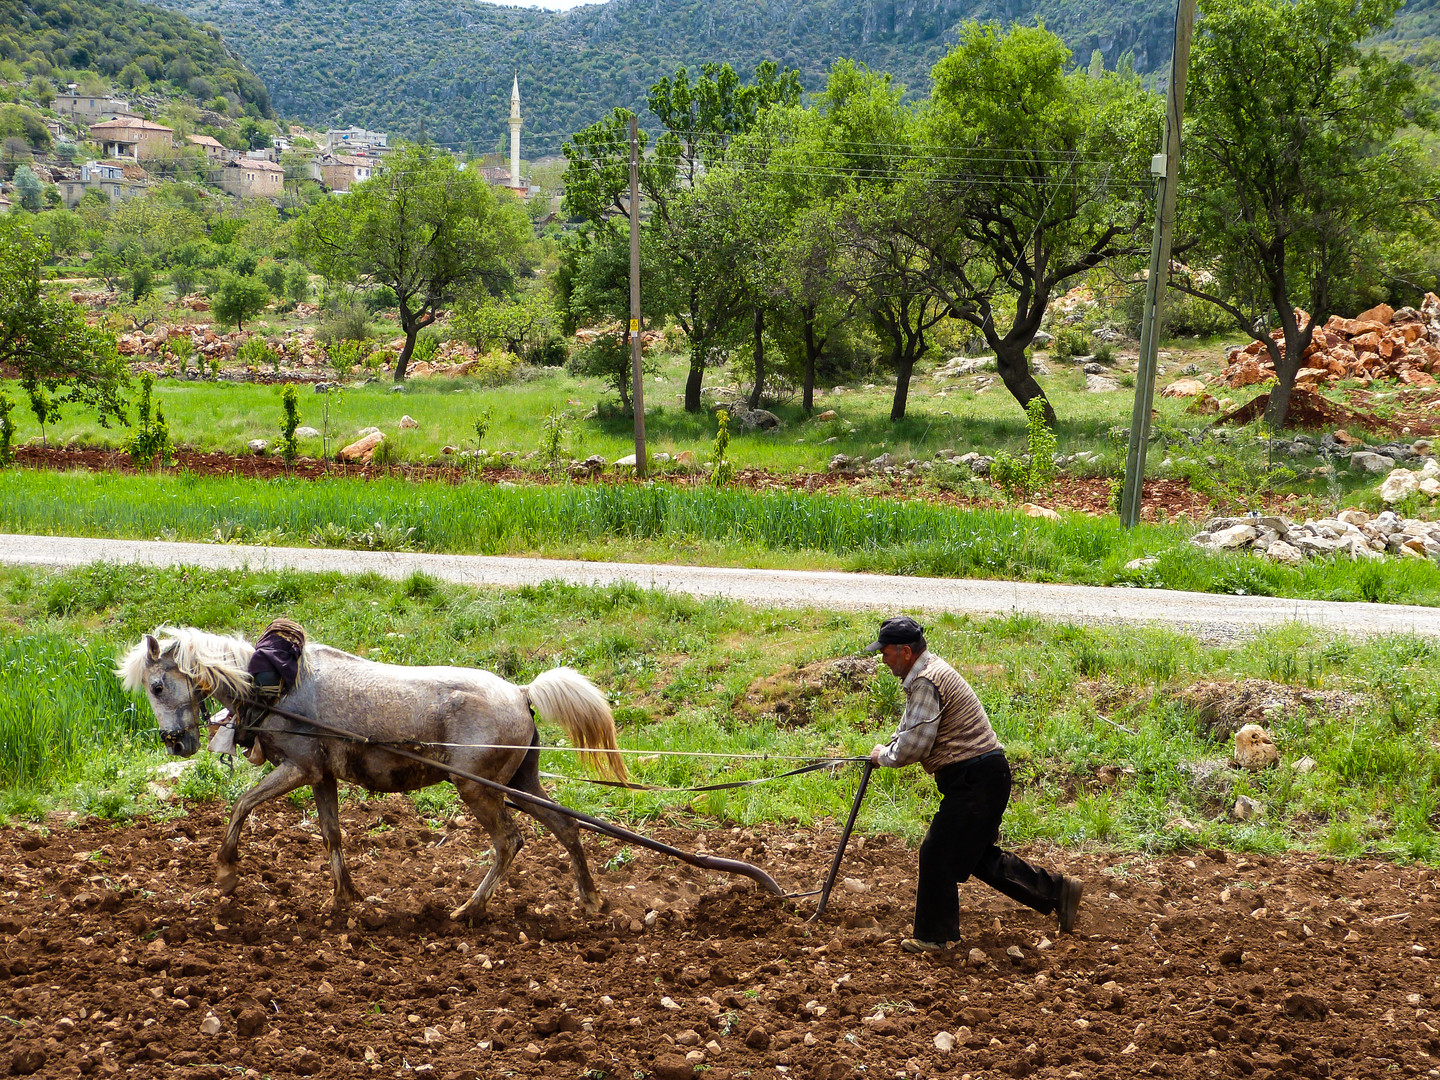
[144,0,1178,150]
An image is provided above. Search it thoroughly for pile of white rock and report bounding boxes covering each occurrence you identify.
[1378,458,1440,503]
[1191,510,1440,563]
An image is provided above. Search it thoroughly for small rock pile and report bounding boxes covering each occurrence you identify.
[1376,459,1440,504]
[1221,298,1440,389]
[1191,510,1440,563]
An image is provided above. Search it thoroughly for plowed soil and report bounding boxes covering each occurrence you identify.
[3,800,1438,1080]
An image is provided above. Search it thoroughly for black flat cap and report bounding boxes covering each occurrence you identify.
[864,616,925,652]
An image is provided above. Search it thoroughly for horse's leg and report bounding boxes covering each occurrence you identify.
[312,773,358,910]
[450,784,523,923]
[509,749,603,916]
[216,760,309,897]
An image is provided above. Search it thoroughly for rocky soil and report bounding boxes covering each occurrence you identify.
[2,800,1438,1080]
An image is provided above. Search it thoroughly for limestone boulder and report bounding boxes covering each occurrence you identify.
[1379,468,1420,504]
[339,431,384,462]
[1234,724,1279,771]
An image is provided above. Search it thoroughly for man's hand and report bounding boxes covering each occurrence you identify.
[869,744,888,766]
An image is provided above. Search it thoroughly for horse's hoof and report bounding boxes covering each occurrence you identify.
[331,892,355,913]
[216,865,239,897]
[450,903,486,923]
[580,894,605,916]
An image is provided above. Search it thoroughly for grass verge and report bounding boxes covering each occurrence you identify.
[1,562,1437,863]
[4,468,1440,605]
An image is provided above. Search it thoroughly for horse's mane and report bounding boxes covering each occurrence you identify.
[115,625,259,699]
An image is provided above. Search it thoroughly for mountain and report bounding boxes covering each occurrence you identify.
[1,0,272,115]
[142,0,1180,153]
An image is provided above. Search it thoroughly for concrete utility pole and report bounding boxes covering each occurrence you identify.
[1120,0,1198,528]
[629,115,647,478]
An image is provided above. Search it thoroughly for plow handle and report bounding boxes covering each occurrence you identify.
[812,759,874,921]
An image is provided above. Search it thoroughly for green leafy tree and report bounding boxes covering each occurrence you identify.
[210,272,271,331]
[13,166,43,212]
[279,383,301,466]
[912,23,1158,425]
[0,217,128,435]
[1171,0,1435,428]
[300,145,532,380]
[126,372,173,469]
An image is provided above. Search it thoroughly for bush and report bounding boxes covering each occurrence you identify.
[126,373,172,469]
[258,261,287,296]
[169,264,196,297]
[527,337,568,367]
[1052,327,1091,362]
[366,284,398,312]
[278,384,300,465]
[469,348,520,387]
[317,304,370,344]
[285,264,311,304]
[236,336,279,370]
[990,398,1057,502]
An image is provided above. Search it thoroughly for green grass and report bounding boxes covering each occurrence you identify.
[1,563,1438,864]
[4,466,1440,604]
[0,347,1405,491]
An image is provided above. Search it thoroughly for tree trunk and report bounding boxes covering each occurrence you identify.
[1261,336,1299,429]
[802,312,818,414]
[684,340,705,413]
[889,351,916,422]
[393,327,417,382]
[747,306,764,410]
[995,344,1056,426]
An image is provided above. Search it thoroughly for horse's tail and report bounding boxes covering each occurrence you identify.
[525,667,628,783]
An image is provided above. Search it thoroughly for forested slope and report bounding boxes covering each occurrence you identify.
[0,0,271,115]
[146,0,1179,149]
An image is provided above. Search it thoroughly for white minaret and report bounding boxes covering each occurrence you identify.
[509,75,522,191]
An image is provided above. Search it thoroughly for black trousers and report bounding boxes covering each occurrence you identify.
[913,751,1062,944]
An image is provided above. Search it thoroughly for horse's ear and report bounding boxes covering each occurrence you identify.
[145,634,161,661]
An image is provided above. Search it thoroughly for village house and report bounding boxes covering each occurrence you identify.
[89,117,174,161]
[58,161,149,207]
[215,157,285,198]
[0,193,11,214]
[55,94,132,122]
[324,127,387,154]
[319,154,375,192]
[187,134,232,164]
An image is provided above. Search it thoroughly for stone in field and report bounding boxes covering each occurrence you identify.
[1264,540,1304,566]
[339,431,384,463]
[1085,373,1120,392]
[1161,378,1208,397]
[815,409,838,421]
[967,948,988,966]
[1230,795,1263,821]
[399,415,419,429]
[1292,755,1318,775]
[1349,451,1394,474]
[1379,468,1420,503]
[934,1031,956,1053]
[294,426,320,438]
[199,1013,222,1036]
[247,439,268,454]
[1020,503,1061,521]
[1234,724,1279,771]
[1210,523,1257,549]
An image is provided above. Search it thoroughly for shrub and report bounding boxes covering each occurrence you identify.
[469,348,520,387]
[710,409,734,487]
[236,336,279,370]
[258,261,287,296]
[412,333,440,365]
[1052,327,1091,362]
[326,339,369,380]
[366,284,398,312]
[285,263,311,303]
[527,337,568,367]
[169,264,196,297]
[317,304,370,344]
[990,397,1057,502]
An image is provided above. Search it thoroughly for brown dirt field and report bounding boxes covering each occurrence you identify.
[14,445,1220,519]
[3,801,1438,1080]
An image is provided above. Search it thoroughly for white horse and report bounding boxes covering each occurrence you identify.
[117,626,627,920]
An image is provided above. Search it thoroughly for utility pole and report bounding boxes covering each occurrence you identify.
[1120,0,1198,528]
[629,115,647,479]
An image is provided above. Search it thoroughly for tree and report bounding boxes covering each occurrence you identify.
[13,166,43,212]
[210,272,271,330]
[0,217,128,433]
[913,23,1157,424]
[1172,0,1434,428]
[300,145,532,380]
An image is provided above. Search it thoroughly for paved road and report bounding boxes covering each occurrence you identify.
[3,533,1438,639]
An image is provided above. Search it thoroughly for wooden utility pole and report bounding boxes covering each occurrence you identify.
[1120,0,1198,528]
[629,115,647,478]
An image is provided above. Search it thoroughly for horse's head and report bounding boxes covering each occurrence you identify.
[117,633,210,757]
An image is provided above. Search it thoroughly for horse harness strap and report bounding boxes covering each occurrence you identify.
[235,618,306,751]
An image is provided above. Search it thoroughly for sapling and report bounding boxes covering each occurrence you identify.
[0,392,14,465]
[278,384,301,467]
[710,409,734,487]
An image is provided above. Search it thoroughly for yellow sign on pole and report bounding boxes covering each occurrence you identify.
[629,319,640,333]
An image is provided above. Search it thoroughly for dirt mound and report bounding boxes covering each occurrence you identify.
[1174,679,1362,738]
[1,800,1437,1079]
[740,656,878,726]
[1212,388,1426,436]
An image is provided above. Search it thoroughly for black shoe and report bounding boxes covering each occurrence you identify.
[1057,875,1083,934]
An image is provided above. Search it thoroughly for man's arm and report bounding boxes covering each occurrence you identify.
[869,679,942,767]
